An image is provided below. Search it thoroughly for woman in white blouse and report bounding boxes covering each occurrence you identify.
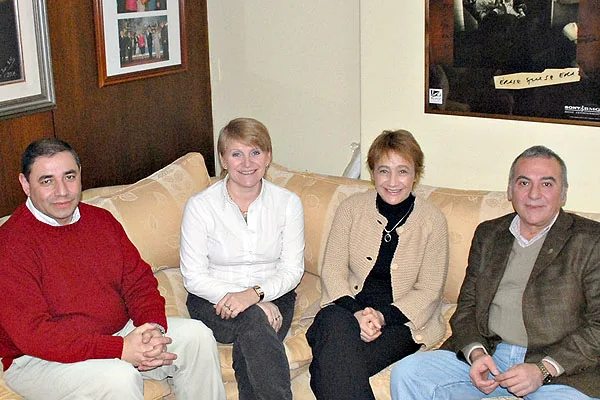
[180,118,305,400]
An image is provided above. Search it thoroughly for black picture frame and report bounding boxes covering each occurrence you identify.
[425,0,600,127]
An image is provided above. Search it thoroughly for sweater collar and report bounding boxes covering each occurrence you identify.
[376,193,415,218]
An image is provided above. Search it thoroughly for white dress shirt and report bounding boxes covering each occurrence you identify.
[26,197,81,226]
[180,177,305,304]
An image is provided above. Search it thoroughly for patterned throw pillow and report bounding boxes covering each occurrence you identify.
[85,152,211,271]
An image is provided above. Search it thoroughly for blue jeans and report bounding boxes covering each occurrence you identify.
[390,343,596,400]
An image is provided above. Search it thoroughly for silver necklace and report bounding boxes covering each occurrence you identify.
[383,202,414,243]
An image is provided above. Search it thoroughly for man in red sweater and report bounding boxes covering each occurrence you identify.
[0,138,225,399]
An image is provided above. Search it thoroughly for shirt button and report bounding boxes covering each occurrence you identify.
[391,264,399,270]
[414,334,423,341]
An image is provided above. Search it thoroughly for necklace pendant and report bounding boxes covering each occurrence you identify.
[384,233,392,243]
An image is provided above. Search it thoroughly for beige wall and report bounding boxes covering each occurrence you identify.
[207,0,360,176]
[208,1,599,213]
[360,2,599,213]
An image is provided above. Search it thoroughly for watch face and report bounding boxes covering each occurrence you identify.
[253,285,264,300]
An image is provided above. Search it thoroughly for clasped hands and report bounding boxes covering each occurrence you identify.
[354,307,385,343]
[469,350,553,397]
[215,289,283,332]
[122,323,177,371]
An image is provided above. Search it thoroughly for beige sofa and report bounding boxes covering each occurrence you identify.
[1,152,599,400]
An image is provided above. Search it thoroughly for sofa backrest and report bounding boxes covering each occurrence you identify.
[267,163,373,277]
[416,186,512,303]
[266,163,511,303]
[2,153,599,306]
[267,163,600,304]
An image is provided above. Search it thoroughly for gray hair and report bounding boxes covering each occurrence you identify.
[508,145,568,199]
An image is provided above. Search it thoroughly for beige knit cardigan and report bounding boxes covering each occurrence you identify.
[319,190,449,348]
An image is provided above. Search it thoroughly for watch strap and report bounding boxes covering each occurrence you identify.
[536,361,552,384]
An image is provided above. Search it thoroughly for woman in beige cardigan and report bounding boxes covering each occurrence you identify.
[306,130,449,400]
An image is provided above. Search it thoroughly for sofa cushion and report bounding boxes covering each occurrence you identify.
[267,163,373,276]
[0,376,19,400]
[154,264,322,379]
[0,369,172,400]
[84,153,211,272]
[81,185,130,201]
[155,267,191,319]
[414,185,513,304]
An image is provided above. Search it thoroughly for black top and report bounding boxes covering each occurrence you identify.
[334,193,415,326]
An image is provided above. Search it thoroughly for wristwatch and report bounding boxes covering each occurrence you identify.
[253,285,264,301]
[536,361,553,385]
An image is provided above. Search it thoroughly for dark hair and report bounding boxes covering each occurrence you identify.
[21,138,80,181]
[508,145,568,199]
[367,129,424,183]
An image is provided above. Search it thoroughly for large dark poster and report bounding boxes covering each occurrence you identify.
[0,0,24,84]
[426,0,600,126]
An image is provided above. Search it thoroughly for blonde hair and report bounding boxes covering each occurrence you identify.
[217,118,272,178]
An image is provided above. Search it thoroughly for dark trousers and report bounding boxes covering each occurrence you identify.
[187,290,296,400]
[306,304,420,400]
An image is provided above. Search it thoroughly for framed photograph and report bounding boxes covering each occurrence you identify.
[93,0,187,87]
[0,0,55,120]
[426,0,600,126]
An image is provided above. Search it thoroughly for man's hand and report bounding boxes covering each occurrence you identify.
[494,362,548,397]
[122,323,177,371]
[214,289,259,319]
[469,350,500,394]
[257,302,283,332]
[354,307,384,343]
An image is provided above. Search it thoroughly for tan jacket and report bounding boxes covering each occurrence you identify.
[319,190,449,348]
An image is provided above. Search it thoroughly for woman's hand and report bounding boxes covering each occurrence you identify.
[257,302,283,332]
[354,307,385,343]
[214,288,260,319]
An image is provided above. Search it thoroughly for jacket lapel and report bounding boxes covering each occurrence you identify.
[530,209,573,279]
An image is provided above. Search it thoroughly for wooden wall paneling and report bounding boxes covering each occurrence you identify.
[0,113,55,216]
[0,1,214,217]
[46,0,214,192]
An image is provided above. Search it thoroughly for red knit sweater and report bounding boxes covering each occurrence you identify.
[0,203,167,371]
